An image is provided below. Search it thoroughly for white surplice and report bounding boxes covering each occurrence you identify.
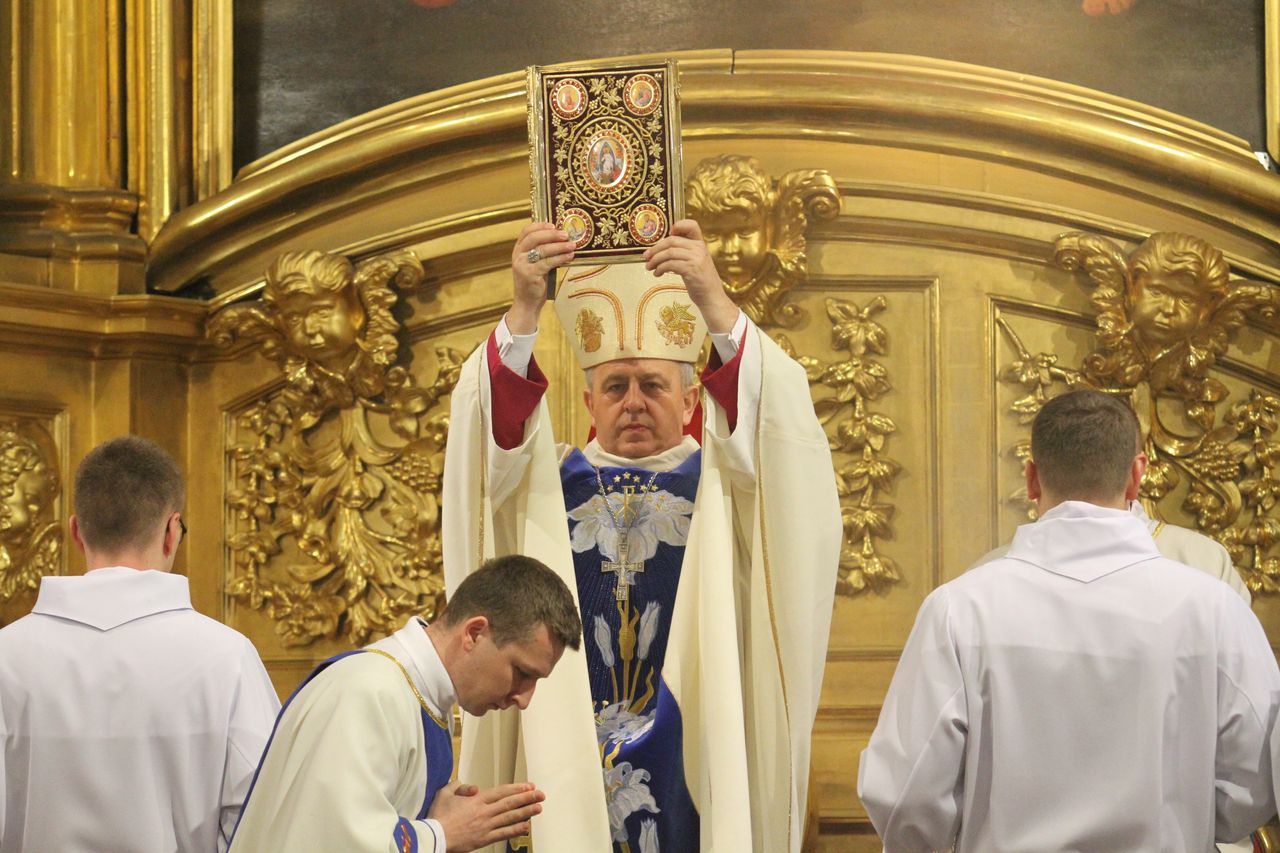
[977,501,1250,604]
[442,314,841,852]
[860,502,1280,852]
[0,566,280,853]
[228,617,456,853]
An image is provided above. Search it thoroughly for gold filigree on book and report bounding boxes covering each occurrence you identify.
[788,296,902,595]
[209,249,464,646]
[0,419,61,601]
[528,60,681,263]
[999,231,1280,594]
[686,155,839,328]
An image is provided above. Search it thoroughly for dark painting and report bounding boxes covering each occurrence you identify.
[233,0,1265,170]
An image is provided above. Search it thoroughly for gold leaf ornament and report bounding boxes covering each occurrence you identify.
[210,248,465,646]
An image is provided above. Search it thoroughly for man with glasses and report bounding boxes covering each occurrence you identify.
[0,435,280,852]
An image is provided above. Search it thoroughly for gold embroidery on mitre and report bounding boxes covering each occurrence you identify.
[656,302,697,348]
[576,307,605,353]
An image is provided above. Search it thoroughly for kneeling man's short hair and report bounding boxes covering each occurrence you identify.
[442,555,582,651]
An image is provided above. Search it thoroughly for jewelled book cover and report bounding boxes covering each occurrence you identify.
[527,59,683,264]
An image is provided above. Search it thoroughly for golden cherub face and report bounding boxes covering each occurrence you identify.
[702,207,769,291]
[278,289,365,368]
[1128,267,1210,349]
[0,461,53,538]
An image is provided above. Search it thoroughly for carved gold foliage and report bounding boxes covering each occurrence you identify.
[788,296,902,596]
[999,231,1280,593]
[209,249,465,646]
[0,419,61,601]
[685,154,839,328]
[997,316,1088,513]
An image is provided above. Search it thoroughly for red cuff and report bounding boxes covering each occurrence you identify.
[700,326,746,433]
[486,332,548,450]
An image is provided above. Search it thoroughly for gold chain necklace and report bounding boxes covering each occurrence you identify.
[593,466,660,605]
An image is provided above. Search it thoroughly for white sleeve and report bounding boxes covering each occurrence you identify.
[1216,594,1280,842]
[494,316,540,379]
[218,640,282,852]
[708,309,747,364]
[858,587,967,853]
[486,409,542,512]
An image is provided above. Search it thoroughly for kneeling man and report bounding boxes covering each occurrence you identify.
[229,554,582,853]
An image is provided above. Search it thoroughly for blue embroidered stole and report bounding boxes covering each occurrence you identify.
[559,448,702,852]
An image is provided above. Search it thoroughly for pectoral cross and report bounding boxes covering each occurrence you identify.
[601,532,645,604]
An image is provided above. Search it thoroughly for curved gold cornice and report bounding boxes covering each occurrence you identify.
[148,50,1280,296]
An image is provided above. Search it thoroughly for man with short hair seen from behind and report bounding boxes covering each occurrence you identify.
[0,435,280,852]
[858,389,1280,852]
[227,553,582,853]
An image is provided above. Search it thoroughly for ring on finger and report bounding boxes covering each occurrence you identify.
[525,248,542,264]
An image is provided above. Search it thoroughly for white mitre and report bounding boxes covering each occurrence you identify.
[553,263,708,369]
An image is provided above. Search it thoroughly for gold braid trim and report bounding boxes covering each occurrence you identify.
[364,648,450,730]
[751,326,794,848]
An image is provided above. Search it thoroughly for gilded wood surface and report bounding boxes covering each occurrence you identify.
[208,250,464,646]
[998,231,1280,594]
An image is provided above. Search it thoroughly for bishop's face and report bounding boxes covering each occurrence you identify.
[584,358,698,459]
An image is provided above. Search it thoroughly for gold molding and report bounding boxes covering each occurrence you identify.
[819,181,1280,284]
[1268,0,1279,166]
[0,281,208,359]
[193,0,232,200]
[147,52,1280,297]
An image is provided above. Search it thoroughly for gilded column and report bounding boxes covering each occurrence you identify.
[0,0,144,293]
[125,0,192,242]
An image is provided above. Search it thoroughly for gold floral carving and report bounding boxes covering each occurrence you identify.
[685,154,839,328]
[788,297,902,595]
[655,302,696,348]
[1000,231,1280,593]
[0,419,61,601]
[208,249,465,646]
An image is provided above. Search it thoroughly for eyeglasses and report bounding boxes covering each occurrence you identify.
[176,514,187,545]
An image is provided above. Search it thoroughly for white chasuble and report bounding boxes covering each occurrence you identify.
[442,320,841,852]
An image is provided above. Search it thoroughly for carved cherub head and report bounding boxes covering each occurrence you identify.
[684,154,839,327]
[1054,230,1277,407]
[1126,233,1229,354]
[685,155,773,292]
[209,249,424,413]
[264,252,366,370]
[0,422,58,544]
[0,421,61,596]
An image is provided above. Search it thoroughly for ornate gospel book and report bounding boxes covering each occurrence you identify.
[527,59,683,265]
